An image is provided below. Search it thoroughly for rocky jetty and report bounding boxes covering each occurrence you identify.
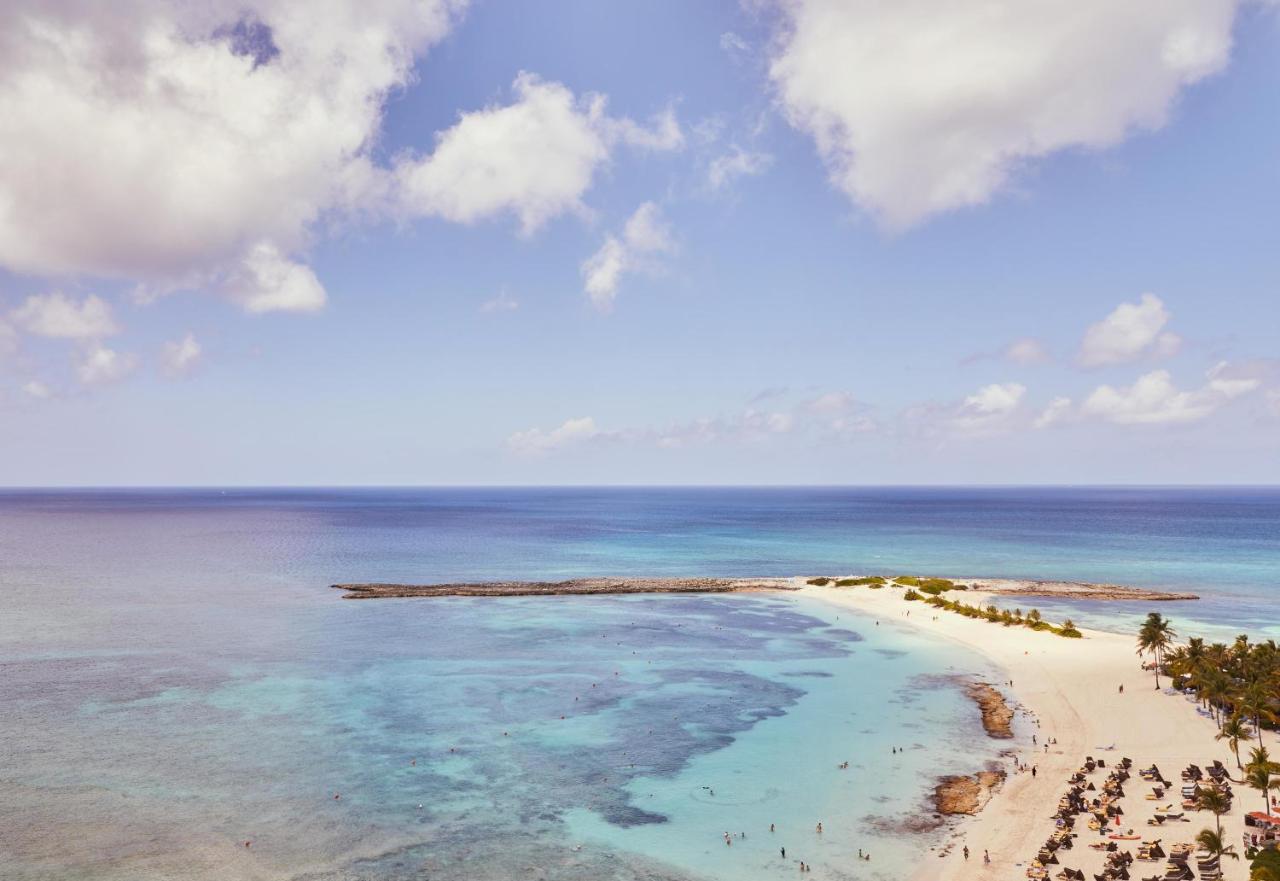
[334,577,796,599]
[965,681,1015,739]
[963,578,1198,601]
[933,769,1006,815]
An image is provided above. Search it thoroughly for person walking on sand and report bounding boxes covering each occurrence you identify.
[781,846,786,858]
[1119,684,1124,694]
[963,846,969,860]
[984,849,990,864]
[816,822,823,834]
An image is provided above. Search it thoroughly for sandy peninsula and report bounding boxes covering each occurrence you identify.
[804,582,1252,881]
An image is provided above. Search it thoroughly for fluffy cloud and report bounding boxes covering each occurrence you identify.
[707,147,773,190]
[1033,396,1074,429]
[162,333,202,377]
[223,243,326,314]
[395,73,682,234]
[11,293,119,338]
[506,416,608,456]
[0,1,463,311]
[77,344,138,386]
[954,382,1026,432]
[769,0,1236,228]
[1078,293,1181,367]
[581,202,674,310]
[1080,365,1258,424]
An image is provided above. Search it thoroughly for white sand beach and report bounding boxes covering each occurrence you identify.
[804,584,1257,881]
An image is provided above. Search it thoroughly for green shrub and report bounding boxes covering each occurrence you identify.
[1057,619,1083,638]
[806,577,831,586]
[903,589,923,601]
[839,575,886,586]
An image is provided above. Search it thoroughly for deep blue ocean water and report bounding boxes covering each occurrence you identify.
[2,487,1277,880]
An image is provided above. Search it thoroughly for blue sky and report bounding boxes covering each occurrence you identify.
[1,1,1278,485]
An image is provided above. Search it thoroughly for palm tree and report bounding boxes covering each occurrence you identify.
[1218,715,1255,770]
[1194,828,1238,863]
[1244,762,1278,816]
[1247,745,1278,774]
[1239,679,1277,751]
[1253,848,1280,880]
[1196,787,1231,838]
[1136,613,1177,689]
[1195,827,1238,862]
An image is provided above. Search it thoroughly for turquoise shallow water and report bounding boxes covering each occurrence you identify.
[2,487,1277,880]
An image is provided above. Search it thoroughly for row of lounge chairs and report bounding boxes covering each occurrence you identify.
[1035,756,1217,881]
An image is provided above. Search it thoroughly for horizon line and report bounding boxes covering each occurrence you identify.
[3,483,1280,491]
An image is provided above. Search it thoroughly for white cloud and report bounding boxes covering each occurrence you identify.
[952,382,1026,433]
[964,382,1025,415]
[11,292,119,338]
[1078,293,1180,367]
[1081,366,1258,425]
[655,408,796,449]
[223,243,326,314]
[769,0,1236,228]
[395,73,682,235]
[161,332,202,376]
[506,416,607,456]
[22,379,52,399]
[707,147,773,190]
[1033,396,1074,429]
[607,106,685,152]
[76,344,138,386]
[480,290,519,314]
[0,1,463,311]
[1005,338,1050,365]
[581,202,675,310]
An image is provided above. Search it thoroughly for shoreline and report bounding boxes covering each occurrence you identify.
[803,584,1250,881]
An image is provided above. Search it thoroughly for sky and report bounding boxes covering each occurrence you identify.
[1,0,1279,486]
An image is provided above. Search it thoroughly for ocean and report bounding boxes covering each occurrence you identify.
[3,487,1278,880]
